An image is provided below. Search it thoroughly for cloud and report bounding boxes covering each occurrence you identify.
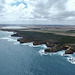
[33,0,67,18]
[33,0,75,24]
[0,0,75,24]
[66,0,75,11]
[0,0,5,12]
[0,0,34,21]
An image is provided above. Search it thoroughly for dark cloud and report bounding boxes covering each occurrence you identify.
[33,0,75,21]
[0,0,75,24]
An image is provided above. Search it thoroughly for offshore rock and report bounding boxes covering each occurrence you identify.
[65,49,73,54]
[65,45,75,54]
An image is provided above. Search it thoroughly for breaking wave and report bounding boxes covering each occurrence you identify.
[0,36,20,45]
[0,31,20,45]
[65,54,75,64]
[39,49,75,64]
[39,50,65,56]
[22,43,47,48]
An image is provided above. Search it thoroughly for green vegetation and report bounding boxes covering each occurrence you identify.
[42,30,66,33]
[66,30,75,33]
[15,31,75,45]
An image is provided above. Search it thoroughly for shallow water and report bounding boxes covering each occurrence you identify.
[0,31,75,75]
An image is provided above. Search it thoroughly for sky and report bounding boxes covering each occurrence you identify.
[0,0,75,25]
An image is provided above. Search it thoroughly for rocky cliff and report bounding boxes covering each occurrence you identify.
[11,31,75,54]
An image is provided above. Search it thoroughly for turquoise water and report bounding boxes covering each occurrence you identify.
[0,31,75,75]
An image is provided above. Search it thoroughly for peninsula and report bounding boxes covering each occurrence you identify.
[1,25,75,54]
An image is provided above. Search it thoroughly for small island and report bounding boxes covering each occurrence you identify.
[1,25,75,54]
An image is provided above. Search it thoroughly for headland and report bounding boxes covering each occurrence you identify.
[0,25,75,54]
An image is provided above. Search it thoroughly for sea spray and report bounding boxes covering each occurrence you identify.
[66,54,75,64]
[22,43,47,48]
[0,31,20,45]
[39,50,65,56]
[39,49,75,64]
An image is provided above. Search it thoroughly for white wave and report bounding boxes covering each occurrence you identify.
[39,50,48,56]
[0,36,20,45]
[0,37,17,42]
[0,31,14,34]
[39,49,65,56]
[31,44,47,48]
[22,43,47,48]
[39,49,57,56]
[56,50,65,56]
[40,44,47,48]
[39,48,75,64]
[5,31,14,34]
[22,42,33,46]
[67,55,75,64]
[0,31,20,45]
[0,31,14,38]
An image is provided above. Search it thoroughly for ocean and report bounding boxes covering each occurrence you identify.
[0,31,75,75]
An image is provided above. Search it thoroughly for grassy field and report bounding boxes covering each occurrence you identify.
[41,30,75,33]
[14,31,75,45]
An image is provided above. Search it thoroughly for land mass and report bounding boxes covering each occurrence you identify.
[0,25,75,54]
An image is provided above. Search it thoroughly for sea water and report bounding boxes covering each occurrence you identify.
[0,31,75,75]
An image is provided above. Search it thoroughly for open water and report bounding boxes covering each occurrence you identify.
[0,31,75,75]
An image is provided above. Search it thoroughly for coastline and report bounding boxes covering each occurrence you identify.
[1,30,75,65]
[0,26,75,54]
